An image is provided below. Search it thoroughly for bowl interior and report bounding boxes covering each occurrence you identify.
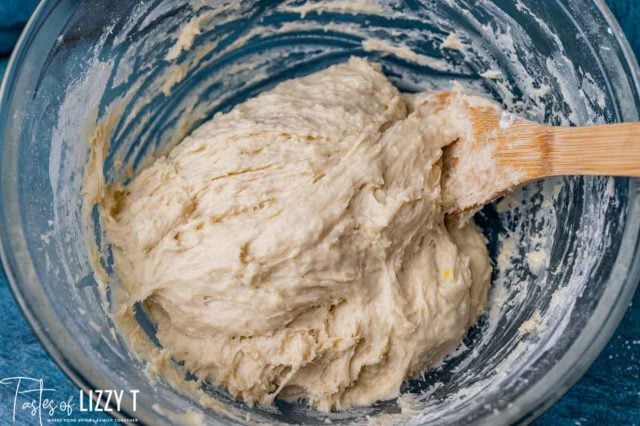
[2,0,640,424]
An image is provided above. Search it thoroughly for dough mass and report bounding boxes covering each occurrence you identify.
[104,58,491,411]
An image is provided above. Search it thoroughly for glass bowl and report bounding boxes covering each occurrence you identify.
[2,0,640,424]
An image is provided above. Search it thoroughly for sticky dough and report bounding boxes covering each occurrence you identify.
[104,58,491,411]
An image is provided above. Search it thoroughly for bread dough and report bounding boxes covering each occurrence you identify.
[103,58,491,411]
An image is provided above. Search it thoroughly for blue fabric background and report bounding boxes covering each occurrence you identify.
[0,0,638,424]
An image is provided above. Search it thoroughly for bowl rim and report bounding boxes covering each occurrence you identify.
[0,0,639,425]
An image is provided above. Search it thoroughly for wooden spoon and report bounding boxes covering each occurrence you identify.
[419,91,640,213]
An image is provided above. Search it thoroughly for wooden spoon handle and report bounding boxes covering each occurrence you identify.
[548,122,640,177]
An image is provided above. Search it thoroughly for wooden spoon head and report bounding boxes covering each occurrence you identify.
[417,91,545,214]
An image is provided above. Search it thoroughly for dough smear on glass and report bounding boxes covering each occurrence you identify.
[103,57,491,411]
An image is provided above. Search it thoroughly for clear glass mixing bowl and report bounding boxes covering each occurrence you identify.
[2,0,640,424]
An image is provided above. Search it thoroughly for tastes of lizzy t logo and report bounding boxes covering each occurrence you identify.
[0,376,139,424]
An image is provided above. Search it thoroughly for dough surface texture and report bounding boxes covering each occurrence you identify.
[104,58,491,411]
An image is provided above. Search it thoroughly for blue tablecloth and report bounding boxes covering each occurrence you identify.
[0,0,638,424]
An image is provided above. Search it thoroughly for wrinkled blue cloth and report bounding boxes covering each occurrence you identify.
[0,0,639,424]
[0,0,40,55]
